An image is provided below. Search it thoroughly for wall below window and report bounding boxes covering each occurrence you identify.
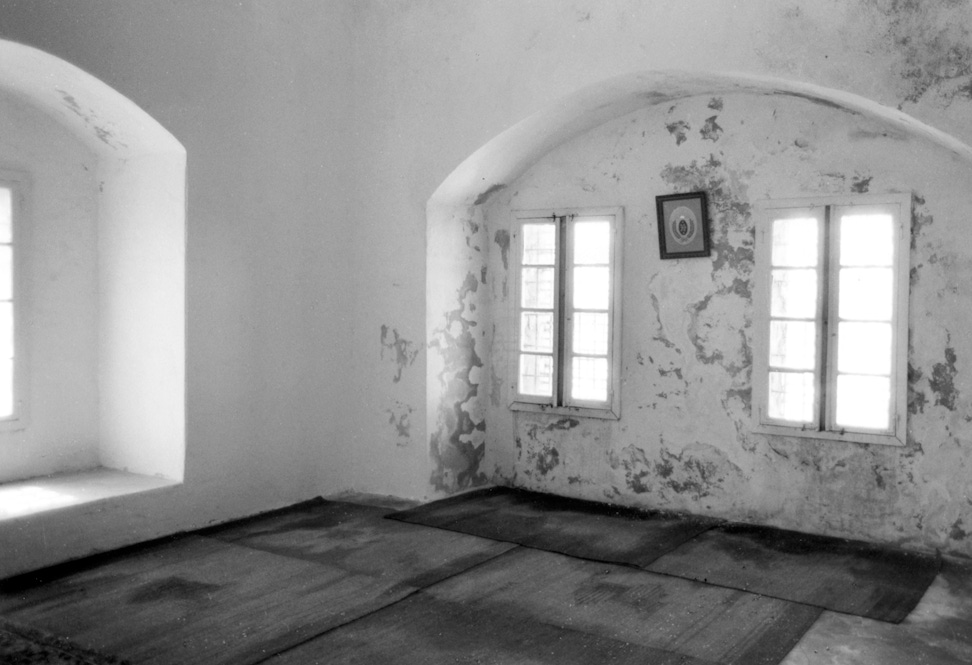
[482,92,972,557]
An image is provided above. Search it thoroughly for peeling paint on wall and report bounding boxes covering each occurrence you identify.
[380,324,419,383]
[530,443,560,476]
[480,90,972,557]
[429,270,488,492]
[929,344,959,410]
[493,229,510,270]
[908,363,928,415]
[614,444,653,494]
[665,119,690,146]
[850,175,872,193]
[700,116,723,142]
[911,194,934,251]
[385,401,414,446]
[56,88,127,150]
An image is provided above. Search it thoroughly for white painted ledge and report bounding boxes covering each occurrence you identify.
[0,468,179,522]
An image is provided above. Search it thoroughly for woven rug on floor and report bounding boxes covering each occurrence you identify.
[0,619,129,665]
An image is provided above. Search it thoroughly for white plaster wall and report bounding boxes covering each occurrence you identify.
[2,0,972,574]
[482,93,972,556]
[0,92,100,484]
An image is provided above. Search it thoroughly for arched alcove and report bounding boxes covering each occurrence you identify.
[425,70,972,496]
[0,40,186,485]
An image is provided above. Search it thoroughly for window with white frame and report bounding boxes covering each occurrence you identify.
[0,174,25,428]
[511,208,623,418]
[753,194,910,446]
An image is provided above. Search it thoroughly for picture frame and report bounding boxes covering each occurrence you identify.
[655,191,711,259]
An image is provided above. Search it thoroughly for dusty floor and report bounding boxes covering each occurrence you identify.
[0,492,969,664]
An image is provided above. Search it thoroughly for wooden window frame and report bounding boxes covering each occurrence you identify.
[0,171,29,431]
[752,193,910,447]
[509,207,623,420]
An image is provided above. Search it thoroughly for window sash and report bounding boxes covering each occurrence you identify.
[826,203,899,434]
[0,172,28,429]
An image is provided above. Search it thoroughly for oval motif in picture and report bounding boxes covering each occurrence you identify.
[669,205,698,246]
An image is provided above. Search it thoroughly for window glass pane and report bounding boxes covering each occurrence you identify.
[0,357,12,417]
[519,353,553,397]
[835,374,890,430]
[772,217,818,267]
[573,266,609,310]
[520,311,554,353]
[769,320,816,370]
[771,268,817,319]
[522,223,556,265]
[839,267,893,322]
[574,221,610,265]
[840,214,893,267]
[768,371,815,423]
[0,301,12,359]
[0,188,10,245]
[0,245,12,301]
[571,356,608,402]
[573,312,608,356]
[521,267,555,309]
[838,322,892,376]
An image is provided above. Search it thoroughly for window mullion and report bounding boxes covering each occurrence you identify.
[555,215,568,407]
[823,205,841,432]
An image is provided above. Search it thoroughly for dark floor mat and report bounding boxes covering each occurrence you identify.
[0,618,129,665]
[267,548,821,665]
[647,523,941,623]
[388,486,719,567]
[0,503,513,665]
[205,498,515,589]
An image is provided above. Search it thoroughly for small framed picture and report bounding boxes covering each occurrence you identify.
[655,191,711,259]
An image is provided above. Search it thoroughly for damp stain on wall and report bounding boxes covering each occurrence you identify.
[867,0,972,106]
[380,324,420,383]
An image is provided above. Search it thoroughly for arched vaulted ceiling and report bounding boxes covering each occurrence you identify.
[0,39,181,159]
[431,70,972,213]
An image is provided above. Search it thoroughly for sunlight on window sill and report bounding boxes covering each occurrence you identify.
[0,468,179,522]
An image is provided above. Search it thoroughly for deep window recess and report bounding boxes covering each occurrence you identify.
[753,194,910,446]
[511,208,622,419]
[0,173,26,429]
